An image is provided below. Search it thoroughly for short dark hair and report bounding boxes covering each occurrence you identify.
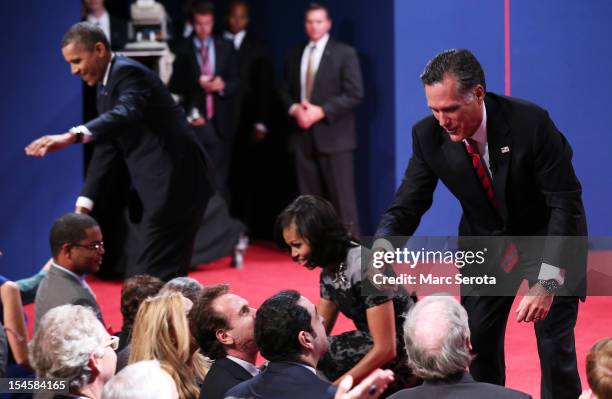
[49,213,99,257]
[159,277,203,303]
[61,22,110,51]
[305,3,331,20]
[120,275,164,332]
[420,49,486,94]
[188,0,215,22]
[189,284,230,360]
[275,195,353,270]
[255,290,314,362]
[586,338,612,399]
[227,0,249,15]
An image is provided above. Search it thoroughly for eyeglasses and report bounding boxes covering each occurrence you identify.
[71,241,104,251]
[106,335,119,351]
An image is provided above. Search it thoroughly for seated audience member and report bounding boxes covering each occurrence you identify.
[129,293,208,399]
[29,304,117,399]
[276,195,415,391]
[102,360,178,399]
[0,277,30,371]
[189,284,257,399]
[34,213,105,331]
[159,276,204,303]
[116,274,164,351]
[225,290,337,399]
[580,337,612,399]
[387,295,531,399]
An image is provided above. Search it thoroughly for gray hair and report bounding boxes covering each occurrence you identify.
[403,295,474,379]
[159,277,203,303]
[102,360,178,399]
[29,305,108,391]
[420,49,486,96]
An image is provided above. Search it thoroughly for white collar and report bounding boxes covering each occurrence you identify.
[87,11,109,25]
[308,33,330,50]
[102,53,115,87]
[466,101,487,144]
[226,355,259,376]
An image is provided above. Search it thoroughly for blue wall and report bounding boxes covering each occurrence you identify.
[392,0,612,238]
[0,3,82,279]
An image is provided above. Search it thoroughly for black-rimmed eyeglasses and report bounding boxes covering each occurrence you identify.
[71,241,104,251]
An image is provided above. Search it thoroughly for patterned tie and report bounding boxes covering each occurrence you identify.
[305,44,317,101]
[464,138,518,273]
[199,41,214,120]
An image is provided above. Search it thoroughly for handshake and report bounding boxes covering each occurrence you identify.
[290,100,326,130]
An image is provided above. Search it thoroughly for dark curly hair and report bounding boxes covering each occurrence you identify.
[189,284,231,360]
[120,275,164,332]
[255,290,315,362]
[274,195,356,270]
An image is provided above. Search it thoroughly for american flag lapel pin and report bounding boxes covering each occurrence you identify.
[501,146,510,154]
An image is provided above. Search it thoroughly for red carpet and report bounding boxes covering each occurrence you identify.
[24,243,612,398]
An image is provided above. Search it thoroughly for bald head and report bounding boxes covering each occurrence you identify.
[403,295,474,380]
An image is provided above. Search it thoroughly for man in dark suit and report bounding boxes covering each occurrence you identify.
[34,213,104,331]
[223,1,275,227]
[279,3,363,236]
[189,284,258,399]
[25,22,213,281]
[225,290,336,399]
[374,49,587,399]
[169,1,239,201]
[388,296,531,399]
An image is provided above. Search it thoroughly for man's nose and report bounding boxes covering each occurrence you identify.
[70,65,79,75]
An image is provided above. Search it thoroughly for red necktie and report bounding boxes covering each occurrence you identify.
[199,42,214,120]
[464,138,518,273]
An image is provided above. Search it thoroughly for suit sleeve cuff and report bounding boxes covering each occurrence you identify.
[76,196,95,211]
[70,126,94,143]
[538,263,565,285]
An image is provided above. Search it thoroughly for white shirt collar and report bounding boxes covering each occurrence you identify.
[226,356,259,376]
[466,101,487,144]
[308,33,330,51]
[102,53,115,87]
[224,30,246,50]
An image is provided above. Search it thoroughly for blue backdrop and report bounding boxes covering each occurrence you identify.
[2,0,610,279]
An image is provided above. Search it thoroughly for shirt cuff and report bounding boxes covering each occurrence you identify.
[70,126,94,143]
[254,123,268,133]
[288,104,299,116]
[76,196,95,211]
[372,238,395,253]
[538,263,565,285]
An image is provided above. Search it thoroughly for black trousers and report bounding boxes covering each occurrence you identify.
[294,132,360,236]
[461,293,580,399]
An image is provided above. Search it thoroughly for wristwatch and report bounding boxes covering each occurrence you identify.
[538,279,561,294]
[73,131,84,144]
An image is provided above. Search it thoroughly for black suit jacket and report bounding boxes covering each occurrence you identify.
[279,38,364,154]
[169,36,240,140]
[200,357,253,399]
[224,361,336,399]
[387,372,531,399]
[375,93,587,294]
[234,32,274,129]
[82,56,211,224]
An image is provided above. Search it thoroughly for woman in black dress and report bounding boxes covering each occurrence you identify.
[276,195,416,392]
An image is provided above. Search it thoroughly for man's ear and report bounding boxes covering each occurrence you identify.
[88,353,101,382]
[474,85,485,104]
[61,243,73,260]
[297,330,314,350]
[215,329,235,346]
[94,42,107,57]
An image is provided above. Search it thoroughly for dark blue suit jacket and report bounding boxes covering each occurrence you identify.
[200,357,253,399]
[224,361,336,399]
[82,55,212,224]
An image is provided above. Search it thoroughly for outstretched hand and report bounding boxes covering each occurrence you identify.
[25,133,74,157]
[335,369,394,399]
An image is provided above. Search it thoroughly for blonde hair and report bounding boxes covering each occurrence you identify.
[129,293,207,399]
